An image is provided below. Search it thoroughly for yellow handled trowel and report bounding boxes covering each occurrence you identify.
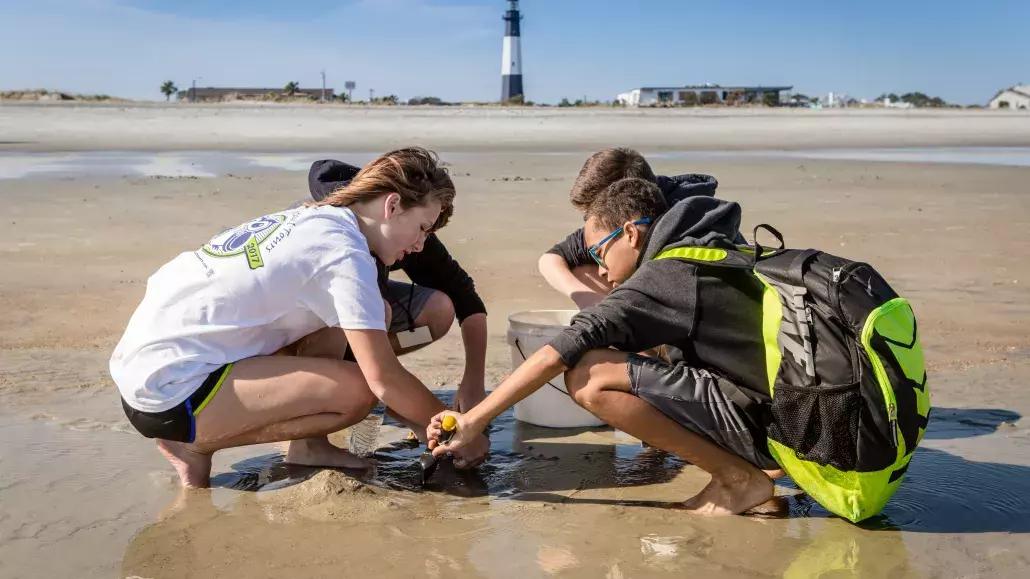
[419,415,457,486]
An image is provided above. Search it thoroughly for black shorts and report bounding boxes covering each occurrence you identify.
[121,364,234,443]
[627,354,777,470]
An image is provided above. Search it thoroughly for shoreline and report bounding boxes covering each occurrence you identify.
[3,105,1030,154]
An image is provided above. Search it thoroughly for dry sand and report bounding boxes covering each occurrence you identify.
[3,102,1030,153]
[1,106,1030,578]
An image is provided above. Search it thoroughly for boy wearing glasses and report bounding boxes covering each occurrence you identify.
[429,178,780,516]
[539,148,725,309]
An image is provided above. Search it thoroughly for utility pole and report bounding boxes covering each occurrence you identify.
[191,77,202,102]
[320,70,326,102]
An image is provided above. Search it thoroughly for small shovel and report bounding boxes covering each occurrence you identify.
[419,415,457,486]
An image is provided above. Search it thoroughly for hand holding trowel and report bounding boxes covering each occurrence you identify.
[419,414,457,485]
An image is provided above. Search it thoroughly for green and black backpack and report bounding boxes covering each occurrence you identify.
[653,224,931,522]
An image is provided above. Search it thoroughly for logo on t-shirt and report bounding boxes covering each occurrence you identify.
[202,214,287,269]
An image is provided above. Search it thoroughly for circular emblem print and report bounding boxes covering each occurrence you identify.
[202,214,286,269]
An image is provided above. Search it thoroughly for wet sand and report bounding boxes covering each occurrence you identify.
[2,112,1030,577]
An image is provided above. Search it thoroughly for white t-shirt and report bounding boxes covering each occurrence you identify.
[111,205,386,413]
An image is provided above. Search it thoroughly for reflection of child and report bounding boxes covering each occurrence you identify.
[431,178,779,515]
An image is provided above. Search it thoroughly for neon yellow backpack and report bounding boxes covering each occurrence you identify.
[655,224,931,522]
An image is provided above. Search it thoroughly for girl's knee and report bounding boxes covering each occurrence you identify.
[354,386,379,417]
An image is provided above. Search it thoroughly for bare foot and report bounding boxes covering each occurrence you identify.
[678,468,774,516]
[285,436,373,469]
[156,439,213,489]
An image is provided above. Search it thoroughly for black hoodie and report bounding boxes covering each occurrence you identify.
[545,173,742,268]
[547,195,770,403]
[306,160,486,323]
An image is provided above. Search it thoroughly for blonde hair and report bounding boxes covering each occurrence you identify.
[312,147,455,231]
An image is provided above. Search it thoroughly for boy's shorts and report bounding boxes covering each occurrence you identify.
[627,354,778,470]
[384,281,436,333]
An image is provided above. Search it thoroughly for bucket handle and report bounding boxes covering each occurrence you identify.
[514,338,572,398]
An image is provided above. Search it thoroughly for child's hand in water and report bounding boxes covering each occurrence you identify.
[427,411,484,458]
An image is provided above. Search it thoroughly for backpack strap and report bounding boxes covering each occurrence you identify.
[787,249,821,286]
[751,224,786,265]
[652,246,754,269]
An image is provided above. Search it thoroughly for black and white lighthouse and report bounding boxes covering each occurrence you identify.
[501,0,523,102]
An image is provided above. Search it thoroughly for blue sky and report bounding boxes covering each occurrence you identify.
[1,0,1026,105]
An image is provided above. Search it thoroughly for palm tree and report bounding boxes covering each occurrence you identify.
[160,80,177,102]
[284,81,300,96]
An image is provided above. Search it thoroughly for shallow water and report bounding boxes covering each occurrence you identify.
[213,393,688,499]
[653,147,1030,168]
[3,377,1030,578]
[0,151,383,179]
[2,147,1030,180]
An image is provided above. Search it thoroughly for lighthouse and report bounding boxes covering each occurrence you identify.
[501,0,523,102]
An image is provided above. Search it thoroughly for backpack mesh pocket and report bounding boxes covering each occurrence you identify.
[768,383,863,471]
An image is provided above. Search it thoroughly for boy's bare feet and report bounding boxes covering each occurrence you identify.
[679,468,774,516]
[156,439,213,489]
[285,436,373,469]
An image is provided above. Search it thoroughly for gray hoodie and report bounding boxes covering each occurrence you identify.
[545,173,746,268]
[548,195,771,400]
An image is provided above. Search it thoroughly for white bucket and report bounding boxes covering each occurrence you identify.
[507,310,605,428]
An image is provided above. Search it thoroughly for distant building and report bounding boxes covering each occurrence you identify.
[184,87,334,101]
[989,86,1030,110]
[616,84,792,107]
[881,96,914,109]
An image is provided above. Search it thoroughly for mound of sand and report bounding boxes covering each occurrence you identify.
[257,470,413,523]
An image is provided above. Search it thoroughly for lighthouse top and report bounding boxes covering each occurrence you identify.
[504,1,522,37]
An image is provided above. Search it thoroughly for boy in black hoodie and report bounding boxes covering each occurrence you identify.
[429,178,781,516]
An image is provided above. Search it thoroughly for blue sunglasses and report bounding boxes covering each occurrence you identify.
[588,218,651,268]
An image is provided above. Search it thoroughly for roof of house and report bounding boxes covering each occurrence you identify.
[990,86,1030,101]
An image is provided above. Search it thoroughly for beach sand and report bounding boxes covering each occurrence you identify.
[4,103,1030,153]
[1,106,1030,578]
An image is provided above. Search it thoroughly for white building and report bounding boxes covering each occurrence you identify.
[616,84,792,107]
[989,86,1030,109]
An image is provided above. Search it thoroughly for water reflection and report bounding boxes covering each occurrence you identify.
[123,399,1030,577]
[204,397,1030,535]
[123,487,921,579]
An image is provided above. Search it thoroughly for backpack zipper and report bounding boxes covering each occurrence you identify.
[830,262,865,321]
[889,402,898,447]
[861,298,909,450]
[830,262,863,384]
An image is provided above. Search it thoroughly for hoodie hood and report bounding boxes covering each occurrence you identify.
[657,173,719,205]
[308,159,361,201]
[640,195,743,262]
